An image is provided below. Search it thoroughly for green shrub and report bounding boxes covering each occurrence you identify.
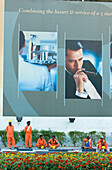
[68,131,87,146]
[14,131,20,144]
[32,129,39,143]
[53,131,66,146]
[19,130,25,144]
[39,129,53,143]
[0,130,7,147]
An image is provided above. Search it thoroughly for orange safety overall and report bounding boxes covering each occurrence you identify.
[6,125,17,148]
[97,139,108,150]
[24,125,32,148]
[83,138,92,149]
[48,138,59,148]
[36,138,47,148]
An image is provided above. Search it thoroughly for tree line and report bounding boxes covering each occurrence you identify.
[0,130,109,147]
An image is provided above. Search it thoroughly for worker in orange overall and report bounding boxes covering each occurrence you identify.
[36,135,47,149]
[48,135,59,149]
[6,119,17,149]
[24,121,32,148]
[81,136,92,149]
[97,137,108,152]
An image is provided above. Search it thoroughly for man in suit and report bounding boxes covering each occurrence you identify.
[65,40,102,99]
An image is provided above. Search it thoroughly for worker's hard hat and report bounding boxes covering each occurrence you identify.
[8,119,12,122]
[52,146,56,149]
[102,146,106,149]
[41,146,44,149]
[101,136,104,139]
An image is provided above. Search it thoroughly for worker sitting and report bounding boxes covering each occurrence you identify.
[48,135,59,149]
[97,137,108,152]
[81,136,92,149]
[36,135,47,149]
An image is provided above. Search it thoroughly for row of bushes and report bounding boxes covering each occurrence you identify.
[0,130,107,147]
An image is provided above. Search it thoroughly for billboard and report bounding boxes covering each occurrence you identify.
[3,0,112,116]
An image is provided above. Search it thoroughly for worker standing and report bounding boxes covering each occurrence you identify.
[24,121,32,148]
[6,119,17,149]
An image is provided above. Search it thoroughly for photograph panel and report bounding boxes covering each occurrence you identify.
[65,40,102,99]
[19,31,57,91]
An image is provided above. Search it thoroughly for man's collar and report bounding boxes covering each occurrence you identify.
[65,68,72,75]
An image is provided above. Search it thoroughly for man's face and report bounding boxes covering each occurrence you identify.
[52,136,55,140]
[87,136,90,140]
[9,122,12,126]
[66,48,83,75]
[101,138,103,142]
[40,136,43,140]
[27,122,30,126]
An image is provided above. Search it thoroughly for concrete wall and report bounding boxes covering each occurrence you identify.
[0,117,112,135]
[0,116,112,147]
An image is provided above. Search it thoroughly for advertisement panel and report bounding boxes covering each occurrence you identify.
[3,0,112,116]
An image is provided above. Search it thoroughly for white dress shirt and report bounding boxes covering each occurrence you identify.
[66,68,101,99]
[19,56,53,91]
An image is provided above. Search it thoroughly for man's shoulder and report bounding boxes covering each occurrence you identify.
[20,60,48,72]
[83,60,94,67]
[83,60,96,72]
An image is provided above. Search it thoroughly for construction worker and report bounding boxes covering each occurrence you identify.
[24,121,32,148]
[6,119,17,149]
[81,136,92,149]
[97,137,108,152]
[48,135,59,149]
[36,135,47,149]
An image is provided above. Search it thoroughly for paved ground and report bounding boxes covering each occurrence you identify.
[0,147,111,154]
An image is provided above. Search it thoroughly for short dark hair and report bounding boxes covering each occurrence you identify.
[66,40,83,55]
[52,135,55,138]
[27,121,30,125]
[19,31,25,51]
[87,136,90,139]
[40,135,43,138]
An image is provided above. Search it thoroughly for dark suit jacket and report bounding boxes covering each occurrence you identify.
[65,60,102,99]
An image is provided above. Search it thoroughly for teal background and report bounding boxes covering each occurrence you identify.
[3,0,112,116]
